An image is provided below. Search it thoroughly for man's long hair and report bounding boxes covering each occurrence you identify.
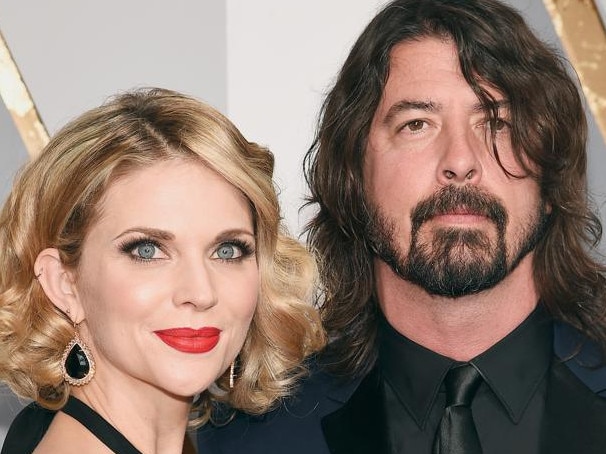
[303,0,606,378]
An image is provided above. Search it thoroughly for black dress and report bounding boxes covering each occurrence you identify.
[1,396,141,454]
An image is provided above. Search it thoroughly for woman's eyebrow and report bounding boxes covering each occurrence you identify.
[113,227,175,242]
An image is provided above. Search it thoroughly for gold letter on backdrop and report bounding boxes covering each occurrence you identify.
[544,0,606,143]
[0,31,48,158]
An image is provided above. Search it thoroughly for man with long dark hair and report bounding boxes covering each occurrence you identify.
[199,1,606,452]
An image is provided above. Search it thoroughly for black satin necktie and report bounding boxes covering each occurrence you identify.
[432,363,483,454]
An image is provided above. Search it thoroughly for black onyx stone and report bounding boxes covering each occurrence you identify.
[65,343,90,379]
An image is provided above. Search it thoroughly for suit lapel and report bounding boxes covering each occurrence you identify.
[542,360,606,454]
[321,367,389,454]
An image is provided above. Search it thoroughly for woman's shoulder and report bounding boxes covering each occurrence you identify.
[1,402,56,454]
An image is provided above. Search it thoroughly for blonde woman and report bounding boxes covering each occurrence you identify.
[0,88,324,454]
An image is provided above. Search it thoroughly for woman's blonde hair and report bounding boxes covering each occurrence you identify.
[0,88,325,426]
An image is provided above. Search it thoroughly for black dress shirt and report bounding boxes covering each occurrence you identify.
[379,306,553,454]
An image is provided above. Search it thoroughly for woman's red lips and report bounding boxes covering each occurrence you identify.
[154,327,221,353]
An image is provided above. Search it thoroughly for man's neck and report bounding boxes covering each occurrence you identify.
[376,253,540,361]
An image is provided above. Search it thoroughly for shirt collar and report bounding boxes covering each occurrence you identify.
[378,316,453,429]
[378,305,553,428]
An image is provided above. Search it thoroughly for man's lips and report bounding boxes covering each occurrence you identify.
[432,213,489,225]
[154,327,221,354]
[429,207,489,224]
[441,206,481,216]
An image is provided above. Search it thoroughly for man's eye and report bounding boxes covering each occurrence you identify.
[490,118,509,131]
[404,120,426,132]
[136,243,157,259]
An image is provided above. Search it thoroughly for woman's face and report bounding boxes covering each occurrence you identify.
[73,159,259,398]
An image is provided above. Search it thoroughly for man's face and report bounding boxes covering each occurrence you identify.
[363,37,548,298]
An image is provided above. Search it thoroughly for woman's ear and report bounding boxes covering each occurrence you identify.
[34,248,84,324]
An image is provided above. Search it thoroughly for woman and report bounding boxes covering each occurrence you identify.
[0,88,325,453]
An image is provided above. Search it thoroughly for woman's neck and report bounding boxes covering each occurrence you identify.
[70,372,192,454]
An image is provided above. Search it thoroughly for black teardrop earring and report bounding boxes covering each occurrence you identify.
[61,323,95,386]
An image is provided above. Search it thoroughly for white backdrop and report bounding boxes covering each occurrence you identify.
[226,0,387,232]
[1,0,605,445]
[597,0,606,25]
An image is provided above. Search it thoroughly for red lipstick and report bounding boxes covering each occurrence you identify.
[154,327,221,354]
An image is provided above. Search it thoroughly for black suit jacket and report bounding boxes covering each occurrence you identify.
[197,322,606,454]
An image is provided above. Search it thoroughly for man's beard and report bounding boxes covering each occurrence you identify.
[366,185,549,298]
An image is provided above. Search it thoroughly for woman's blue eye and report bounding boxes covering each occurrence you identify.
[216,244,236,260]
[136,243,157,259]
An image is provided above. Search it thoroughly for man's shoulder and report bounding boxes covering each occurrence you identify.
[197,360,361,454]
[554,321,606,397]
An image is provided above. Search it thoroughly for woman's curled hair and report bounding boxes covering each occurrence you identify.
[0,88,325,426]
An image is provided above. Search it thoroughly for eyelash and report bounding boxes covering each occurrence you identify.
[117,236,256,263]
[119,237,163,263]
[216,239,256,263]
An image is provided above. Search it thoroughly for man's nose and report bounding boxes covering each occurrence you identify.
[436,128,483,185]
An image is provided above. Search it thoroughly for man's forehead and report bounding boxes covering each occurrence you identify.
[383,38,508,108]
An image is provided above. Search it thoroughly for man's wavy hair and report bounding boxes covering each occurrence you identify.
[304,0,606,378]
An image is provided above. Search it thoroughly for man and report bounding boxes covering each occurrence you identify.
[198,0,606,452]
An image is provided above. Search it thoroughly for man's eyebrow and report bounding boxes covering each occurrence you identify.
[472,99,510,114]
[383,99,441,125]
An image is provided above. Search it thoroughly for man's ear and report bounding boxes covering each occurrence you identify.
[34,248,84,324]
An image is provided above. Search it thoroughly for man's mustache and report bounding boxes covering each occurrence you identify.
[411,185,507,230]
